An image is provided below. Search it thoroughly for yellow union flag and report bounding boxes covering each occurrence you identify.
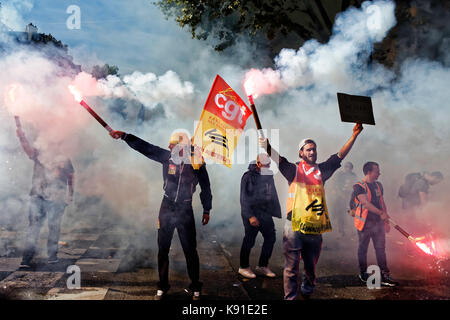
[193,75,252,168]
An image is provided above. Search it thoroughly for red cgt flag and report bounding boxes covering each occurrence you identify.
[193,75,252,167]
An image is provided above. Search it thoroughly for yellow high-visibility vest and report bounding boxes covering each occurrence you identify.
[287,160,332,234]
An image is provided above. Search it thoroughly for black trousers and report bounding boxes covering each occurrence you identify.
[157,198,202,292]
[239,216,276,268]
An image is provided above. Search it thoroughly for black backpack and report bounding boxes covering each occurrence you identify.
[348,182,367,217]
[398,173,422,198]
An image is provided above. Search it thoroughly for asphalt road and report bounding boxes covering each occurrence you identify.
[0,217,448,300]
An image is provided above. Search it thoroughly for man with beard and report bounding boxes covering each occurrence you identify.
[110,130,212,300]
[16,117,74,267]
[259,123,363,299]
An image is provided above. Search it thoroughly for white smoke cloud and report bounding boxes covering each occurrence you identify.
[0,0,34,31]
[0,0,449,269]
[244,0,397,97]
[98,70,195,117]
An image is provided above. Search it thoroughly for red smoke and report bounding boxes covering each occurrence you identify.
[243,68,284,99]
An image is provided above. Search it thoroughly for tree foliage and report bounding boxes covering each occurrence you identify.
[91,64,120,80]
[156,0,364,51]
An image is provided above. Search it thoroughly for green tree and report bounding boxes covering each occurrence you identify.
[156,0,364,52]
[91,64,120,80]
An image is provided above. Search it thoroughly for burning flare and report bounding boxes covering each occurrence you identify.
[8,84,19,103]
[68,85,83,103]
[415,239,440,257]
[243,68,284,100]
[67,85,114,133]
[416,241,434,255]
[4,84,24,115]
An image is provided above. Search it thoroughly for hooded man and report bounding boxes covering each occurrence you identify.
[110,130,212,300]
[260,123,363,299]
[238,153,281,279]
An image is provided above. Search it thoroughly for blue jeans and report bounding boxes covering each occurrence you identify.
[22,196,67,263]
[283,220,322,299]
[357,220,390,276]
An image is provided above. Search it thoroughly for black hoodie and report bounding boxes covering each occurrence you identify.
[240,161,281,221]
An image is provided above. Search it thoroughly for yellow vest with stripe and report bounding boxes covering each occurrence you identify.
[286,161,332,234]
[353,181,384,231]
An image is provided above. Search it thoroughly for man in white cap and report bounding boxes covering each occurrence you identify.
[259,123,363,299]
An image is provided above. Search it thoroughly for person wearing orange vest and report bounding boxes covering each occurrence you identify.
[352,161,398,287]
[259,123,363,299]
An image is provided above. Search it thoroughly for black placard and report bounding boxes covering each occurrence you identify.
[337,92,375,125]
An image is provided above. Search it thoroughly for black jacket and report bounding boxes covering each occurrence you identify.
[240,162,281,220]
[122,134,212,213]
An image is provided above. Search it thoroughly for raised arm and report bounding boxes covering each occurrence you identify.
[15,118,37,159]
[259,137,297,183]
[337,123,363,159]
[110,131,171,163]
[259,137,280,163]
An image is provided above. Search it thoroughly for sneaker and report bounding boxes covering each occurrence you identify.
[238,267,256,279]
[255,266,276,278]
[381,275,399,287]
[155,290,166,300]
[359,272,369,283]
[192,291,201,301]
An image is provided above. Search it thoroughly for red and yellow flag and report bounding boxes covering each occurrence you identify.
[193,75,252,167]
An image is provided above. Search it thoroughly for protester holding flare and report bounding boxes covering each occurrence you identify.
[109,129,212,301]
[350,162,399,287]
[259,123,363,299]
[15,117,74,267]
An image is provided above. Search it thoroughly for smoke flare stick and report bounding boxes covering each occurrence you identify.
[247,94,265,138]
[14,115,21,128]
[68,85,113,133]
[388,218,439,257]
[79,100,113,133]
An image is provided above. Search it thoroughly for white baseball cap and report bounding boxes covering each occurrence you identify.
[299,138,316,150]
